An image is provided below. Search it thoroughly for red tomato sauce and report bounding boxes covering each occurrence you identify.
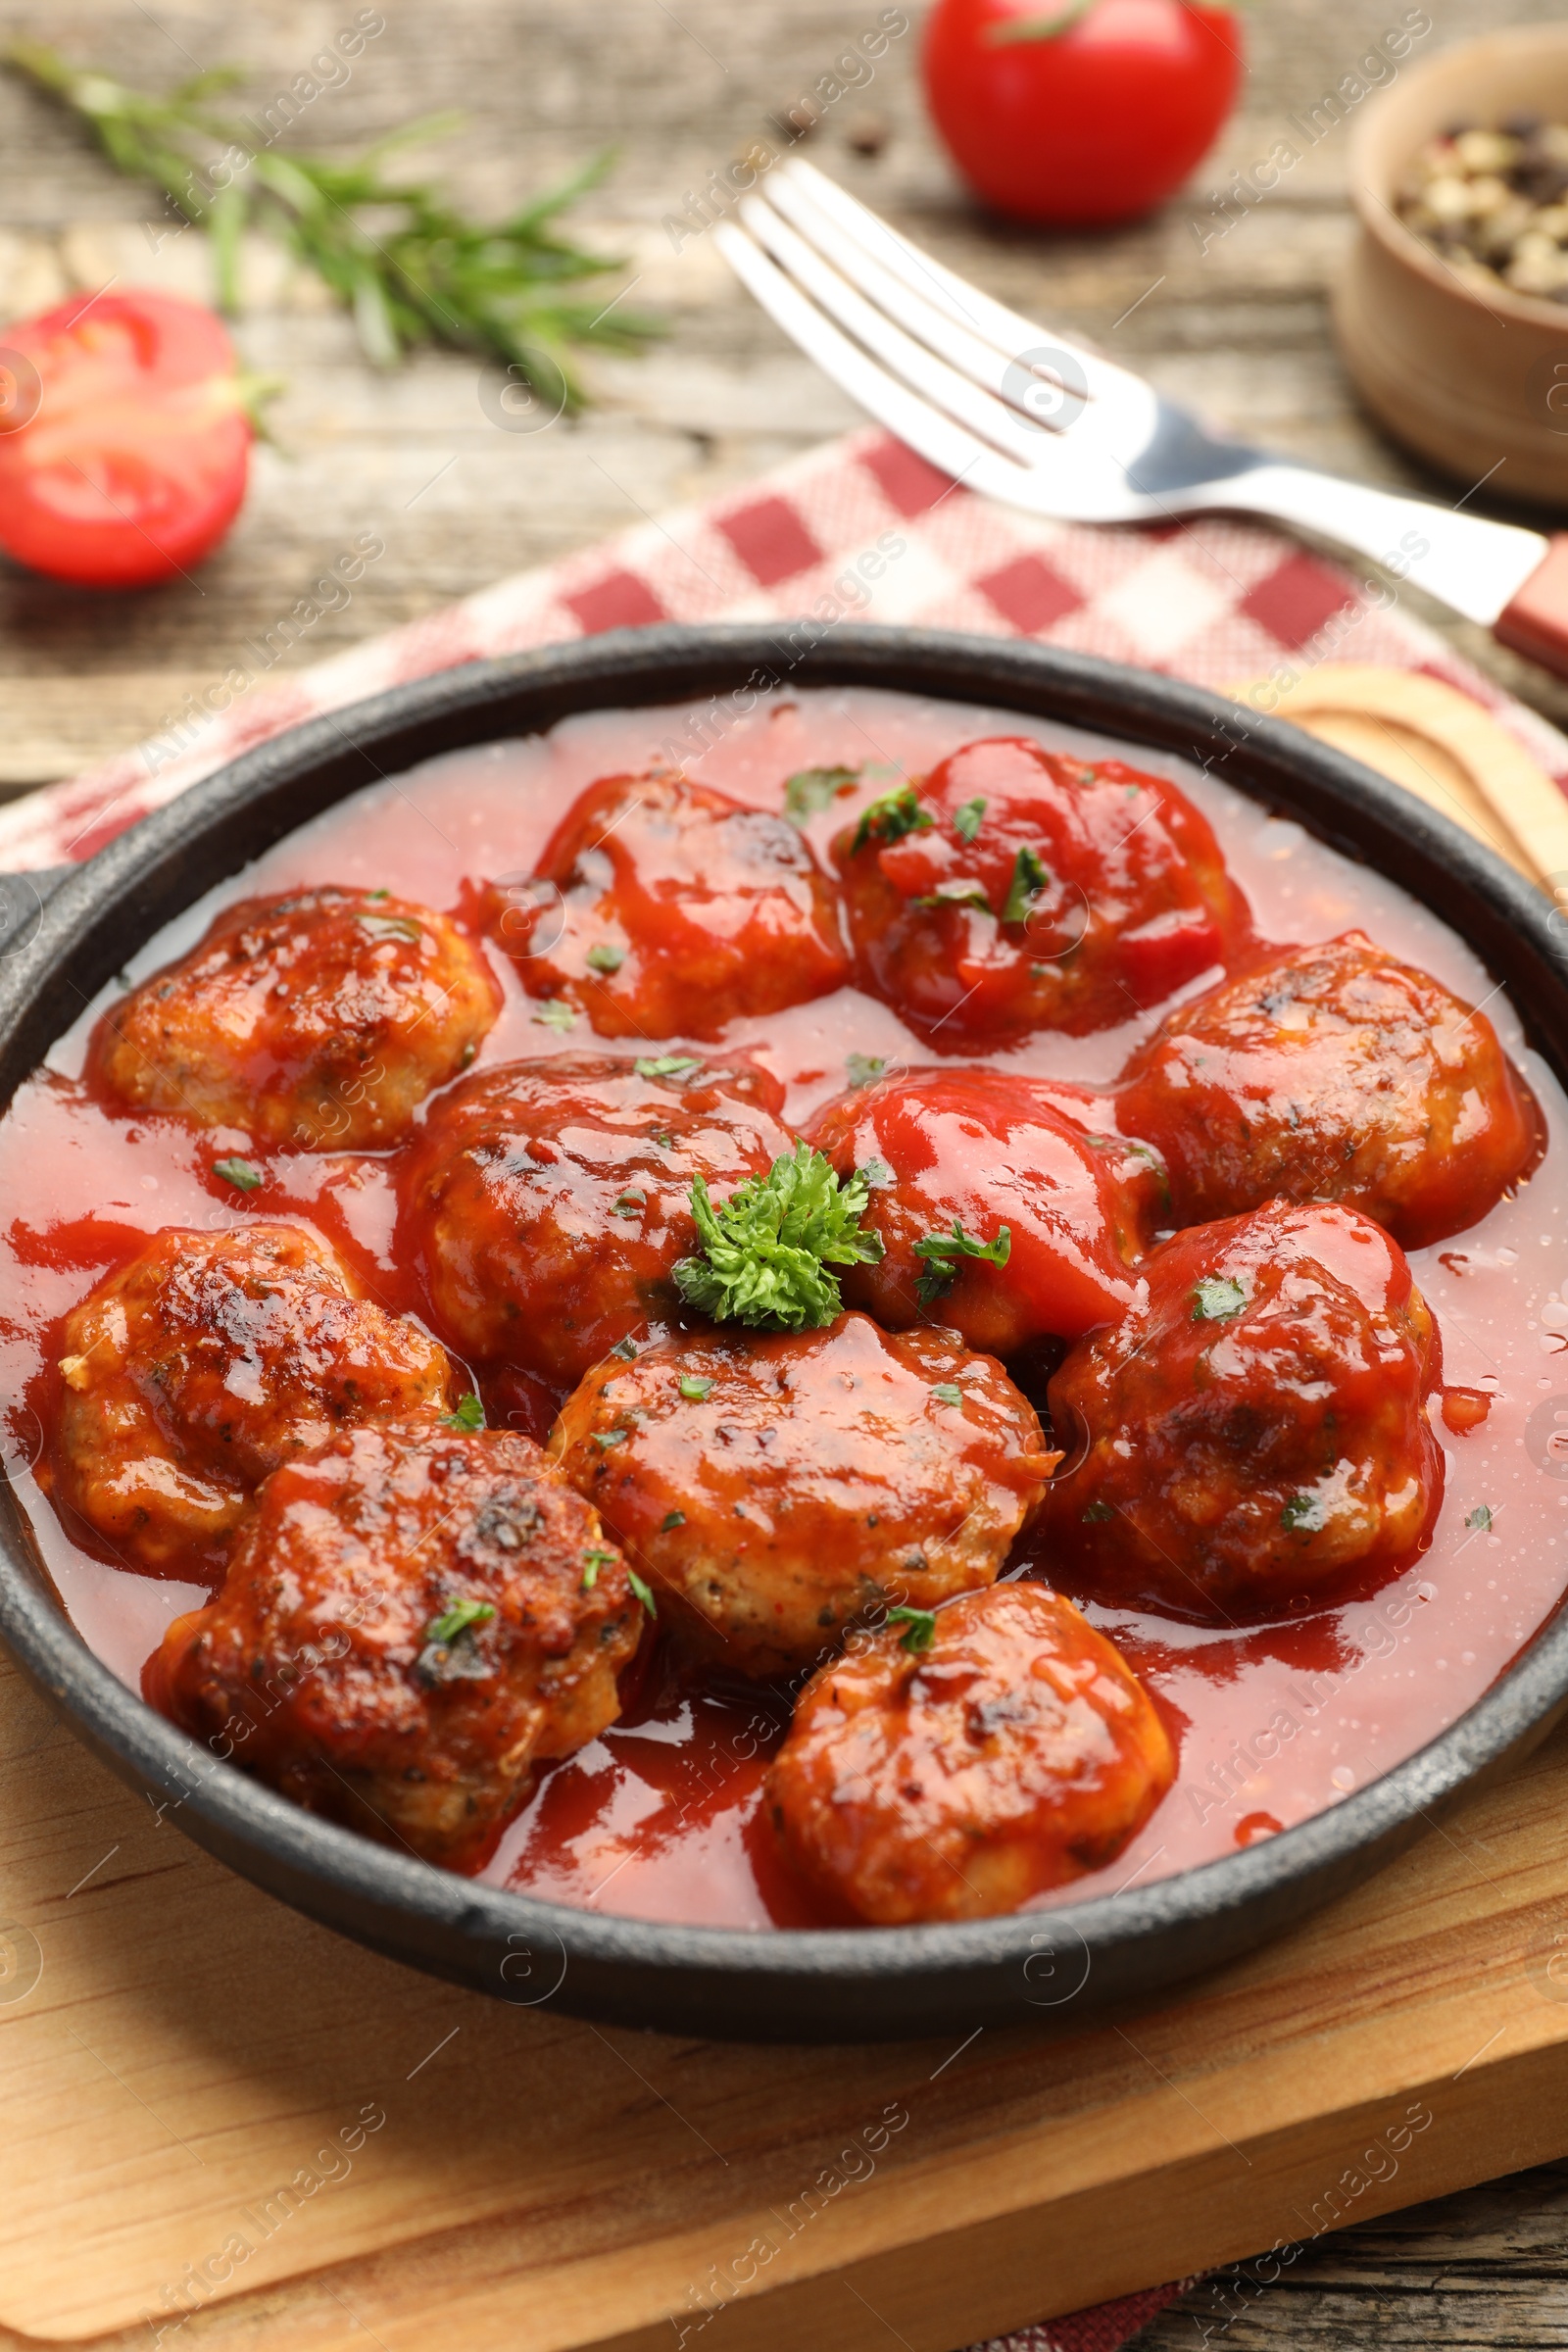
[4,685,1566,1930]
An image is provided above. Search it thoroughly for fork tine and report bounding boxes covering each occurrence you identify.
[711,219,1061,517]
[735,192,1072,460]
[753,172,1091,438]
[779,157,1149,407]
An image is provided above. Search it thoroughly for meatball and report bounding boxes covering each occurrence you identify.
[833,737,1247,1041]
[153,1421,642,1865]
[808,1065,1164,1353]
[550,1312,1057,1676]
[54,1224,456,1575]
[401,1054,795,1387]
[1040,1200,1444,1623]
[1115,932,1539,1249]
[91,886,500,1149]
[492,769,849,1040]
[767,1583,1174,1923]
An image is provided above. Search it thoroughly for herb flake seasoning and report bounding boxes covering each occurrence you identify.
[678,1374,714,1400]
[213,1156,262,1192]
[425,1596,496,1644]
[1281,1492,1325,1533]
[627,1568,658,1616]
[783,764,859,824]
[851,781,933,855]
[1002,845,1049,925]
[912,1218,1011,1306]
[1192,1276,1247,1322]
[953,795,987,844]
[888,1604,937,1653]
[440,1392,485,1432]
[635,1054,705,1085]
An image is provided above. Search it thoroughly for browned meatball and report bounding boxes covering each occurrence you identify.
[91,887,500,1149]
[151,1421,642,1864]
[550,1313,1057,1677]
[1115,932,1539,1248]
[54,1224,456,1575]
[1040,1200,1444,1623]
[491,769,850,1041]
[400,1054,795,1387]
[767,1583,1174,1923]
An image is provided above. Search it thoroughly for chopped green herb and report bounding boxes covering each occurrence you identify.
[579,1545,616,1593]
[913,1219,1012,1307]
[593,1428,629,1449]
[440,1392,485,1432]
[626,1567,658,1616]
[953,796,987,844]
[1192,1276,1247,1322]
[1002,845,1050,925]
[359,913,423,945]
[784,764,859,824]
[635,1054,705,1085]
[1281,1493,1325,1533]
[213,1156,262,1192]
[859,1157,891,1188]
[1082,1500,1114,1524]
[888,1604,937,1653]
[846,1052,887,1088]
[1466,1504,1494,1532]
[612,1191,646,1216]
[586,942,626,973]
[533,998,577,1033]
[912,884,994,914]
[673,1142,885,1331]
[610,1335,638,1361]
[678,1374,714,1400]
[425,1596,496,1644]
[661,1508,685,1531]
[366,888,390,902]
[649,1128,675,1149]
[931,1382,963,1406]
[851,781,933,856]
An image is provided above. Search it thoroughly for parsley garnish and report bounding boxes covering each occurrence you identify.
[661,1509,685,1531]
[888,1604,937,1653]
[586,942,625,973]
[610,1336,638,1361]
[593,1428,629,1449]
[627,1568,658,1616]
[213,1156,262,1191]
[852,782,933,855]
[533,998,576,1033]
[1082,1500,1114,1524]
[635,1054,705,1085]
[931,1383,963,1406]
[913,1219,1011,1307]
[860,1157,891,1187]
[1467,1504,1494,1532]
[1192,1277,1247,1322]
[580,1545,616,1592]
[673,1143,884,1331]
[440,1392,485,1431]
[366,888,390,902]
[425,1597,495,1644]
[612,1191,646,1216]
[846,1052,887,1088]
[784,764,859,824]
[953,796,987,844]
[1002,846,1050,925]
[678,1374,714,1400]
[360,913,423,945]
[1281,1493,1325,1533]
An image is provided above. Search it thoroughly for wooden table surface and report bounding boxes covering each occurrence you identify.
[3,2,1568,2343]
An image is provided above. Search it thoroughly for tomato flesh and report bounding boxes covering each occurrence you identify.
[0,291,251,588]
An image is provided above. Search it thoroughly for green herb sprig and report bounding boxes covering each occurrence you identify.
[674,1143,885,1331]
[7,43,658,401]
[440,1392,485,1432]
[913,1219,1011,1307]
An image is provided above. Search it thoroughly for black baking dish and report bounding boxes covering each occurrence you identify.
[2,621,1567,2043]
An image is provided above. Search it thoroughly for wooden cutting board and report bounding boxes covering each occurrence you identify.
[6,662,1568,2351]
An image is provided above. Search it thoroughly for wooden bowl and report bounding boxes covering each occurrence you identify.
[1337,24,1568,508]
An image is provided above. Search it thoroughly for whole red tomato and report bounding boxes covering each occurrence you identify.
[0,290,251,589]
[923,0,1243,227]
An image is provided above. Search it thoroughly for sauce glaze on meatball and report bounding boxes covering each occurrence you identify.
[1115,932,1539,1248]
[54,1224,456,1575]
[494,770,849,1040]
[833,738,1248,1041]
[1040,1200,1444,1624]
[808,1065,1164,1352]
[91,887,499,1149]
[767,1582,1174,1923]
[401,1054,795,1387]
[549,1312,1057,1676]
[153,1421,642,1864]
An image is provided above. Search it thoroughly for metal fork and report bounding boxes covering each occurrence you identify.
[714,158,1568,681]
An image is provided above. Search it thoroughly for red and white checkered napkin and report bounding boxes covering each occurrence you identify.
[2,427,1552,2352]
[4,421,1567,871]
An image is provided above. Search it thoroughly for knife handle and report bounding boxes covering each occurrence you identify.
[1495,536,1568,678]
